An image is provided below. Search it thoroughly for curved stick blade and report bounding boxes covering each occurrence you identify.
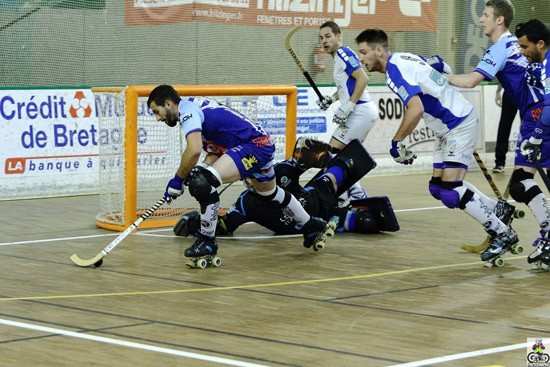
[284,26,302,49]
[70,253,104,267]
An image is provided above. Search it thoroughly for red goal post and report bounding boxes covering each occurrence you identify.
[94,84,298,231]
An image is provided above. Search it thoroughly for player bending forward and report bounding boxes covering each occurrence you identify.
[174,139,399,240]
[148,85,328,267]
[355,29,520,264]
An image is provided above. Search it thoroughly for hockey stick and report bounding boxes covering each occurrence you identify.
[284,26,325,101]
[70,198,167,268]
[472,151,503,199]
[537,167,550,193]
[461,152,524,253]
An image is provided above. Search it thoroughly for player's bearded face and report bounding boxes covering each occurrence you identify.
[151,101,178,127]
[163,108,179,127]
[518,36,544,63]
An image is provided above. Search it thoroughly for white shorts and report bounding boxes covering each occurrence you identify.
[331,101,378,145]
[432,112,479,169]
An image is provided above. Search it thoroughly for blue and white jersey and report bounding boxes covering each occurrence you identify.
[177,97,270,155]
[474,31,544,118]
[542,52,550,126]
[385,52,474,135]
[333,46,371,104]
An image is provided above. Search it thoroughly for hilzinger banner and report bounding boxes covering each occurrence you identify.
[126,0,437,31]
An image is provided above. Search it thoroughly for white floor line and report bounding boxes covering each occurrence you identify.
[387,342,527,367]
[395,205,445,213]
[0,233,117,247]
[0,318,269,367]
[138,232,302,240]
[0,205,446,247]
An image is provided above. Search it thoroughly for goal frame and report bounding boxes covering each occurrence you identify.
[95,84,298,231]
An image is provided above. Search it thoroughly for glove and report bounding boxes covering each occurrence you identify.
[520,128,543,163]
[333,101,356,127]
[389,140,417,165]
[164,174,184,202]
[316,95,333,111]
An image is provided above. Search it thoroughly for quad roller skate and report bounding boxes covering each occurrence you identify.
[527,230,550,271]
[302,217,329,251]
[324,216,340,238]
[494,200,520,224]
[185,234,223,269]
[480,227,522,267]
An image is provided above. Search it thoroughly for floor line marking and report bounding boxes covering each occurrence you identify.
[137,233,302,240]
[0,205,445,247]
[0,318,268,367]
[386,342,526,366]
[0,256,526,302]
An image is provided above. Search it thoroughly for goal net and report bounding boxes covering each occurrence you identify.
[95,85,297,231]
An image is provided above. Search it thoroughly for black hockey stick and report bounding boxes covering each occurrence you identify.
[537,167,550,193]
[284,26,325,101]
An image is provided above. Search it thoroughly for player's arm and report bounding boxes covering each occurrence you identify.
[542,77,550,126]
[349,68,368,103]
[393,96,424,141]
[447,71,485,88]
[176,131,202,179]
[202,153,219,166]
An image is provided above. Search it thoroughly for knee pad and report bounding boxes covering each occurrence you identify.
[188,166,221,204]
[428,177,442,200]
[509,169,540,204]
[173,210,200,236]
[256,186,292,207]
[439,181,474,209]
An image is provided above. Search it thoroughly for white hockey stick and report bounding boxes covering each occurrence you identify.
[70,198,167,268]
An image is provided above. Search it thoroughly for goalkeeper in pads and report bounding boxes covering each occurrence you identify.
[174,139,400,238]
[148,85,328,262]
[355,29,519,263]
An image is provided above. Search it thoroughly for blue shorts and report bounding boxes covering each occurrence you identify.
[226,139,276,182]
[514,105,550,168]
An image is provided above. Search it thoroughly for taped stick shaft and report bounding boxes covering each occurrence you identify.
[473,151,503,200]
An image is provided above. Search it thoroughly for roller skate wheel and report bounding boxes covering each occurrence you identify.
[493,257,505,267]
[196,258,208,269]
[325,228,335,237]
[511,244,524,254]
[514,210,525,219]
[212,256,223,267]
[313,241,325,251]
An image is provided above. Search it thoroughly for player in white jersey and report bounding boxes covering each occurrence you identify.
[448,1,550,265]
[316,21,379,201]
[355,29,519,262]
[514,19,550,268]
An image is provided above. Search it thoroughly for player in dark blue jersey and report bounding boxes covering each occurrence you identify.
[514,19,550,269]
[147,85,328,266]
[448,1,550,264]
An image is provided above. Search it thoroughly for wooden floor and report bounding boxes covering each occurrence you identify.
[1,169,549,367]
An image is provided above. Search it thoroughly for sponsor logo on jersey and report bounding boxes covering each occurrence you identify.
[480,55,496,67]
[181,113,193,123]
[397,86,409,102]
[241,155,258,170]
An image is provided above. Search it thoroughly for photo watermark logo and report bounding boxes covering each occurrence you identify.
[527,338,550,367]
